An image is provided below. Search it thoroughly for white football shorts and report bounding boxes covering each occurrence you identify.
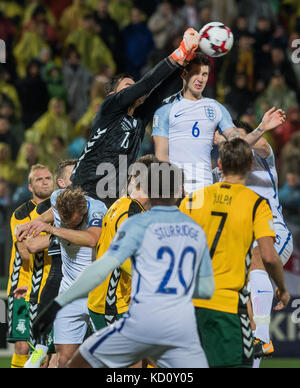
[79,317,208,368]
[54,298,92,344]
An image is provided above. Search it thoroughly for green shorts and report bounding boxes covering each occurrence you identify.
[7,296,30,343]
[195,307,254,368]
[89,309,125,331]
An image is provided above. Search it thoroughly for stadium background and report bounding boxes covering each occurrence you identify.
[0,0,300,368]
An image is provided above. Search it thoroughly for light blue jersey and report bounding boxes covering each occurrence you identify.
[105,205,213,345]
[152,93,234,192]
[51,189,107,292]
[213,146,293,265]
[246,147,293,264]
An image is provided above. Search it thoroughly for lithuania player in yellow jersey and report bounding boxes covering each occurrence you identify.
[7,164,54,368]
[180,138,290,368]
[87,155,157,330]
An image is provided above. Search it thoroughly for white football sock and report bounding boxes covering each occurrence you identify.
[249,270,274,368]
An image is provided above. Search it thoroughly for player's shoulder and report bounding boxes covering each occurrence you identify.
[86,196,107,217]
[50,189,63,205]
[241,186,272,212]
[13,200,36,221]
[36,198,51,215]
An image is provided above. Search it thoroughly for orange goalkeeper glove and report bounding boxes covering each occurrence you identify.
[171,28,200,63]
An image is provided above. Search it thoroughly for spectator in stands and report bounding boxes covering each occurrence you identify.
[38,47,53,81]
[253,17,273,79]
[279,131,300,182]
[90,65,111,102]
[273,106,300,150]
[0,97,24,150]
[109,0,133,30]
[237,0,276,33]
[0,178,10,272]
[0,115,20,160]
[29,97,74,149]
[59,0,91,40]
[0,143,21,185]
[13,17,50,78]
[287,31,300,97]
[62,45,94,123]
[44,63,68,104]
[268,46,298,93]
[172,0,200,33]
[15,59,49,129]
[210,0,237,27]
[148,1,175,51]
[224,34,255,91]
[65,13,116,75]
[0,66,22,119]
[94,0,123,72]
[22,4,58,49]
[122,7,155,79]
[279,154,300,226]
[255,70,298,117]
[74,97,102,140]
[224,72,254,119]
[22,0,56,29]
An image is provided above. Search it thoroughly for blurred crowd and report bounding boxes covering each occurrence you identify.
[0,0,300,275]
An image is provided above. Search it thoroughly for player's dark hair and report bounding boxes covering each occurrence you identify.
[127,154,160,192]
[184,52,211,75]
[219,138,253,177]
[233,120,253,135]
[144,162,185,206]
[105,73,135,95]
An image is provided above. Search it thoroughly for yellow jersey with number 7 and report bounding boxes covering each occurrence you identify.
[179,182,276,314]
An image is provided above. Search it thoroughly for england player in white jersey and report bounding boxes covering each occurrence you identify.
[213,121,292,367]
[21,187,107,367]
[152,53,287,193]
[32,163,215,368]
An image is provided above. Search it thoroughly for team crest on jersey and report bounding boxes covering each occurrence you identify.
[204,106,217,121]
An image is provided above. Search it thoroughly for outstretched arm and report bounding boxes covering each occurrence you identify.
[108,28,200,110]
[222,107,286,147]
[16,208,54,241]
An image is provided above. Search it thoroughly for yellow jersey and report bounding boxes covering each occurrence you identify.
[25,199,53,304]
[179,182,276,314]
[7,200,37,297]
[87,196,145,316]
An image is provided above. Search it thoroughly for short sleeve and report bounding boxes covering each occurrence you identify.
[50,189,63,228]
[151,103,172,138]
[215,102,235,134]
[264,145,275,167]
[198,244,213,278]
[50,189,63,208]
[253,198,276,241]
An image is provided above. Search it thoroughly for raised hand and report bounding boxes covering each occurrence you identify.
[259,107,286,132]
[171,28,200,65]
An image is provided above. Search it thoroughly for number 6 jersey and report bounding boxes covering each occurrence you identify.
[152,93,234,193]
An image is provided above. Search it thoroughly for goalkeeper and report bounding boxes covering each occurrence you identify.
[70,28,200,208]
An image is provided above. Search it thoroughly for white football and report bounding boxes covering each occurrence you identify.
[199,22,234,58]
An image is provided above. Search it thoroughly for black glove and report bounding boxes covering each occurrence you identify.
[32,300,62,339]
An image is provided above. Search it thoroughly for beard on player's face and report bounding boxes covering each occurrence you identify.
[33,188,53,200]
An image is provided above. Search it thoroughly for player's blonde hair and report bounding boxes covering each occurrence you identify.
[28,164,51,184]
